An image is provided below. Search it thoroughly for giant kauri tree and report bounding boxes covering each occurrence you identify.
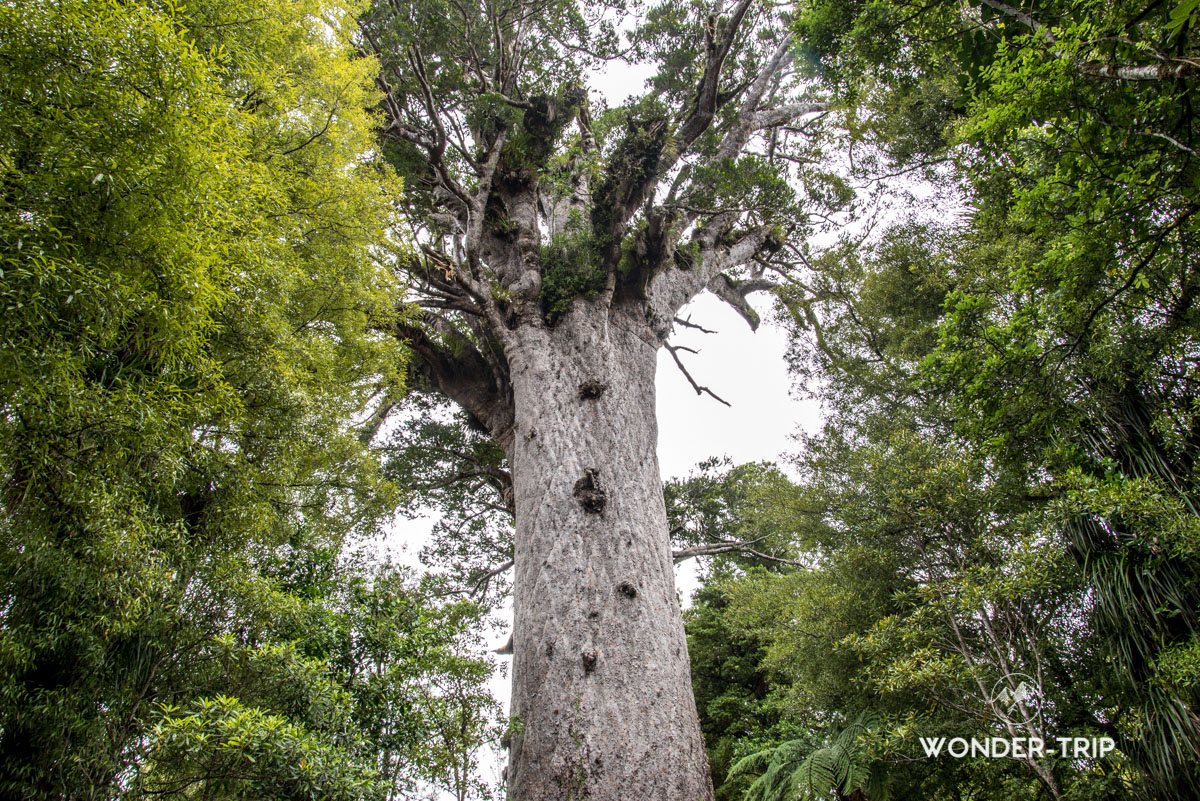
[357,1,828,797]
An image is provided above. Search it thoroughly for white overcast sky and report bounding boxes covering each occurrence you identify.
[656,294,820,477]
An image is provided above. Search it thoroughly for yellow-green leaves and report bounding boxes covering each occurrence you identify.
[0,1,412,797]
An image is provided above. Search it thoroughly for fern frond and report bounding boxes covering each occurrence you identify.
[728,747,775,780]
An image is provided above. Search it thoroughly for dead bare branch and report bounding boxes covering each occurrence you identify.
[665,343,731,406]
[673,316,718,334]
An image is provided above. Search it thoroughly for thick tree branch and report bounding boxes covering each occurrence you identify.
[357,399,396,445]
[749,101,828,131]
[976,0,1199,81]
[708,273,777,331]
[714,226,784,276]
[712,37,798,164]
[591,0,756,273]
[675,0,757,150]
[977,0,1051,40]
[1082,60,1200,81]
[392,319,515,444]
[645,223,782,334]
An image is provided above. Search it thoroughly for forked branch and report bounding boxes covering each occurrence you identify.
[665,343,731,406]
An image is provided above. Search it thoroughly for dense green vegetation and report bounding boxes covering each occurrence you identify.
[0,1,497,799]
[3,0,1198,799]
[682,0,1200,799]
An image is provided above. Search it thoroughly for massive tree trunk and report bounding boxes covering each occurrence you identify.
[504,300,712,800]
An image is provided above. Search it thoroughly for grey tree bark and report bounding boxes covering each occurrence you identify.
[505,302,711,800]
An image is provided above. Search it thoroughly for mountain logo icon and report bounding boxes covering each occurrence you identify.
[989,673,1044,734]
[994,681,1035,708]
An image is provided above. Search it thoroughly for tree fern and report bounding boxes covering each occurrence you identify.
[728,714,889,801]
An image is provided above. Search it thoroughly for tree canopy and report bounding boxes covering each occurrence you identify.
[679,1,1200,799]
[355,0,840,433]
[0,1,497,798]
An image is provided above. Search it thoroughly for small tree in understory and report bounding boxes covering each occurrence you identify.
[356,1,836,797]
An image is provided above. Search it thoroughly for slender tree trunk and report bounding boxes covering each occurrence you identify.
[504,300,713,801]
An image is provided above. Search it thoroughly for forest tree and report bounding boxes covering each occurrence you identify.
[680,0,1200,798]
[0,1,500,798]
[358,1,830,797]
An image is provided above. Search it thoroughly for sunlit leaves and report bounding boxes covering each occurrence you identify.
[0,0,413,796]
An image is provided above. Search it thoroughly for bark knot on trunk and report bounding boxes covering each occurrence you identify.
[572,468,607,514]
[578,379,608,399]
